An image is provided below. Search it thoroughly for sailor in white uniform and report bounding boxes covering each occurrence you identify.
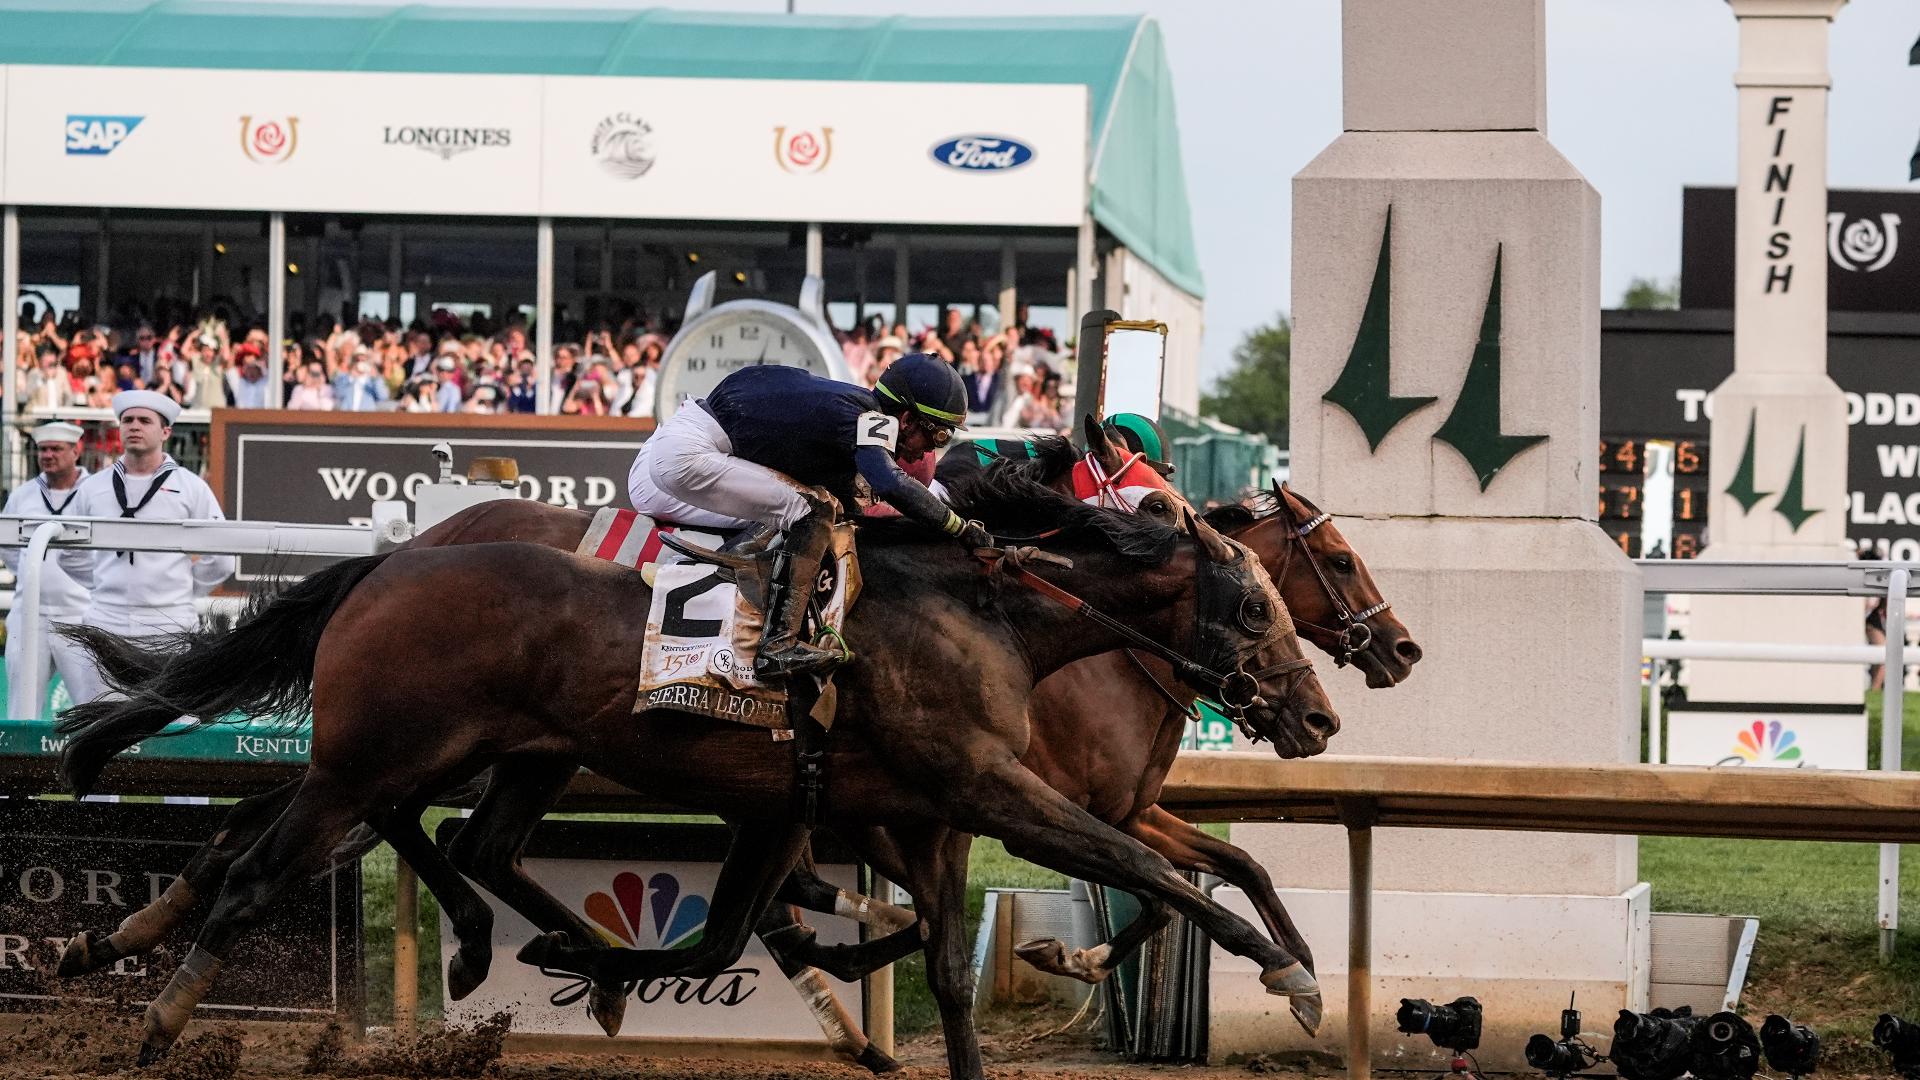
[3,422,91,718]
[58,390,234,705]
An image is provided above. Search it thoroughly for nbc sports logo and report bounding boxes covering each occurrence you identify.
[1723,719,1801,765]
[582,870,708,949]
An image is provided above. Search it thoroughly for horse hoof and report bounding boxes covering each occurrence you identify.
[1290,991,1325,1037]
[854,1042,903,1074]
[1014,938,1110,984]
[515,931,570,969]
[588,983,627,1037]
[136,1042,168,1068]
[1260,961,1318,998]
[446,945,492,1002]
[56,931,97,977]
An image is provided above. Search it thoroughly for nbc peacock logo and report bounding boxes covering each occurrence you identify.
[582,871,709,950]
[1722,720,1802,766]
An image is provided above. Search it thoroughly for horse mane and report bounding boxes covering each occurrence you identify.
[860,459,1178,565]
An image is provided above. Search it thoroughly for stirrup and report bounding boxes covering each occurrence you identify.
[756,641,843,678]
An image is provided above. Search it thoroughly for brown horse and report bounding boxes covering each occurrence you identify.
[58,454,1414,1070]
[57,468,1336,1076]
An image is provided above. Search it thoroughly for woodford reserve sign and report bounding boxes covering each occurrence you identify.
[211,410,650,580]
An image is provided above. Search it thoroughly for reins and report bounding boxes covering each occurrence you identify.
[975,547,1312,727]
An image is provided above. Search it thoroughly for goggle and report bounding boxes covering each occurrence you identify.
[914,415,954,447]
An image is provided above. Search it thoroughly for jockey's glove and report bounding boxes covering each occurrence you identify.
[955,519,994,550]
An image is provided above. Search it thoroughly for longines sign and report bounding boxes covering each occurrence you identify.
[211,410,650,580]
[0,799,358,1018]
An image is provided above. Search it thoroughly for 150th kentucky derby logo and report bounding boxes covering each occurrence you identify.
[773,126,833,174]
[239,116,299,164]
[592,113,656,179]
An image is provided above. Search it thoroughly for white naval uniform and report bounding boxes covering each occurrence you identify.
[2,470,91,718]
[57,456,234,705]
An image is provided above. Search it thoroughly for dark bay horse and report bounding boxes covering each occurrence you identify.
[57,470,1336,1075]
[57,462,1415,1070]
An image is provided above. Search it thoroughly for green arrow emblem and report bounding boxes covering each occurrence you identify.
[1773,425,1820,532]
[1322,207,1438,451]
[1431,245,1547,490]
[1724,407,1770,514]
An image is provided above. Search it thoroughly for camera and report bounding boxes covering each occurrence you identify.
[1688,1010,1760,1080]
[1758,1014,1819,1077]
[1611,1007,1699,1080]
[1396,996,1482,1052]
[1875,1014,1920,1079]
[1525,996,1599,1077]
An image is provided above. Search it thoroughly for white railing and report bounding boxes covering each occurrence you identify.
[0,515,374,720]
[1635,558,1916,960]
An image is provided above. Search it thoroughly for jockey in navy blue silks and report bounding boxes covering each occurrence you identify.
[631,354,989,677]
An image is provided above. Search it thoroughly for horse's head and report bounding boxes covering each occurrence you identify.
[1177,508,1340,759]
[1075,413,1185,528]
[1203,482,1421,689]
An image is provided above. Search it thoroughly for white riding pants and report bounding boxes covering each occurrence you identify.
[632,402,812,531]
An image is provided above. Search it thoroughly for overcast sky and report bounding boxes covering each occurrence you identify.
[253,0,1919,384]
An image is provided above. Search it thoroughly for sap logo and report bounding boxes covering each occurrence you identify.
[930,135,1034,172]
[65,115,143,155]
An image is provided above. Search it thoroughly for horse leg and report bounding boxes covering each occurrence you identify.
[57,778,300,977]
[1018,805,1316,985]
[443,757,631,1036]
[365,804,497,1004]
[139,768,371,1063]
[775,842,915,934]
[1125,804,1314,975]
[755,903,901,1074]
[887,823,983,1080]
[950,758,1323,1036]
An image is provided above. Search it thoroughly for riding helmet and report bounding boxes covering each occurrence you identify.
[1105,412,1176,476]
[877,353,968,428]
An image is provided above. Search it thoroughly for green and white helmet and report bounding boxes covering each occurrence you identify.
[1105,412,1174,476]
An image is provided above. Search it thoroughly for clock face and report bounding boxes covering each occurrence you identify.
[656,305,833,417]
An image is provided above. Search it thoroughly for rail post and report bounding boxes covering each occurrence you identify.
[866,873,895,1056]
[1339,797,1378,1080]
[1882,567,1908,962]
[10,520,64,719]
[393,858,419,1033]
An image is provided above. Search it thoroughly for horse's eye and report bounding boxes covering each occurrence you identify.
[1331,555,1355,574]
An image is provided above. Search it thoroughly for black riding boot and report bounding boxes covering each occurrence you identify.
[756,500,842,679]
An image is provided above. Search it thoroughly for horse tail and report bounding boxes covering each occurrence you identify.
[56,552,394,797]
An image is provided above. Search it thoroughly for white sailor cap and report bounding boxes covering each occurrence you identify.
[30,421,83,445]
[112,389,181,425]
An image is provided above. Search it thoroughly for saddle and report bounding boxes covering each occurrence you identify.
[575,508,860,732]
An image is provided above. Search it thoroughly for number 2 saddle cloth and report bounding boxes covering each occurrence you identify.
[576,507,860,731]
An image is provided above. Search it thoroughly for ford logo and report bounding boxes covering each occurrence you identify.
[931,135,1034,172]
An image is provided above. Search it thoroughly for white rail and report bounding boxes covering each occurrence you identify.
[1635,557,1914,961]
[0,515,374,722]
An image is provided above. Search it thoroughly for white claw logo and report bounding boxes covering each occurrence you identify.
[1827,211,1901,272]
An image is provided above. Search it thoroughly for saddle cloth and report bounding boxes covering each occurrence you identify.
[576,507,859,731]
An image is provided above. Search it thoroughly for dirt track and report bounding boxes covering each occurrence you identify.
[0,1004,1298,1080]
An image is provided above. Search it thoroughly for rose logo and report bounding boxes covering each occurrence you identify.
[239,115,299,164]
[1827,210,1902,273]
[787,131,819,167]
[772,126,833,175]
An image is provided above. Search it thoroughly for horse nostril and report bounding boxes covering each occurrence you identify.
[1395,639,1424,664]
[1303,710,1338,739]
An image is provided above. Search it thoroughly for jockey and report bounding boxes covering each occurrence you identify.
[1104,412,1177,478]
[630,354,989,677]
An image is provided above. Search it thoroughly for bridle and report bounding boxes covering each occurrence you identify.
[983,549,1313,734]
[1075,450,1161,512]
[1272,482,1390,669]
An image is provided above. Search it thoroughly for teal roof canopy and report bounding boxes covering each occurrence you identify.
[0,1,1202,296]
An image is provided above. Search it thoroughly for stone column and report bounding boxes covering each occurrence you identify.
[1687,0,1856,707]
[1213,1,1646,1068]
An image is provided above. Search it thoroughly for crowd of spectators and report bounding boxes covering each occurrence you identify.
[11,297,1072,429]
